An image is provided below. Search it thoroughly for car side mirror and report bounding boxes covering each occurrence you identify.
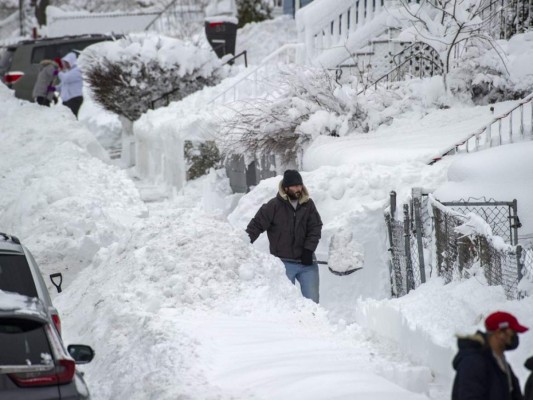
[67,344,95,364]
[49,273,63,293]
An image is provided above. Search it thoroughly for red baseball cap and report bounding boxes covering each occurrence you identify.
[485,311,529,333]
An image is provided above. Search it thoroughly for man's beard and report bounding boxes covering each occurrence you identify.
[286,189,301,200]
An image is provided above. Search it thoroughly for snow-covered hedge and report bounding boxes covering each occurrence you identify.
[80,33,226,121]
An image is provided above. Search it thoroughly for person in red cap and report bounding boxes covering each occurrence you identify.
[452,311,529,400]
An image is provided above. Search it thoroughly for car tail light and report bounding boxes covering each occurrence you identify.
[9,359,76,387]
[208,22,224,27]
[3,71,24,84]
[52,314,61,336]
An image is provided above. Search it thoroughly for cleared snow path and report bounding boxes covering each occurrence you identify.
[178,313,430,400]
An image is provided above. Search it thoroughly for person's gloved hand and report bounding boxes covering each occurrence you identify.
[53,69,59,76]
[47,85,56,92]
[301,249,314,266]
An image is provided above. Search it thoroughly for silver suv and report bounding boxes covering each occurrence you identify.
[0,34,116,101]
[0,232,62,335]
[0,291,95,399]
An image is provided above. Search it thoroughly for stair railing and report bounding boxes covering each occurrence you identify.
[428,93,533,164]
[207,42,305,105]
[356,42,444,95]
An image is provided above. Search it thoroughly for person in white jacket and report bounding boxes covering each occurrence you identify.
[58,52,83,118]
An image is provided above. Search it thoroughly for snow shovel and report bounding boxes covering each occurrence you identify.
[317,260,363,276]
[319,228,365,276]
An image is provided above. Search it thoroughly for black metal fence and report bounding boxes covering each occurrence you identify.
[385,188,532,299]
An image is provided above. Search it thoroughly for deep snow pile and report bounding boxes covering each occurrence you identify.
[54,202,321,399]
[0,85,146,286]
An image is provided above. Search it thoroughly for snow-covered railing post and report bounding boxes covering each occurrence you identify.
[498,119,502,145]
[509,114,513,143]
[485,123,492,147]
[520,103,524,138]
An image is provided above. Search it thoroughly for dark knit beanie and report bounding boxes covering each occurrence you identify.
[283,170,303,187]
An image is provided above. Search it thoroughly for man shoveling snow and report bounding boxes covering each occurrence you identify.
[246,170,323,303]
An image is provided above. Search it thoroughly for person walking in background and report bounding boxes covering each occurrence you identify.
[246,170,322,303]
[451,311,528,400]
[58,52,83,118]
[525,356,533,400]
[32,58,60,106]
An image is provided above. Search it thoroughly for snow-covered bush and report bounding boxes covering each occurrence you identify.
[237,0,272,28]
[80,33,226,166]
[447,33,533,104]
[81,33,225,122]
[222,67,368,165]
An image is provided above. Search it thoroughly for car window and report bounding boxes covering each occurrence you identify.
[31,45,61,64]
[0,47,15,70]
[0,318,52,365]
[0,254,38,298]
[30,39,105,64]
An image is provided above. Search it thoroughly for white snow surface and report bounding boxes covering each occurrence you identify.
[1,17,533,400]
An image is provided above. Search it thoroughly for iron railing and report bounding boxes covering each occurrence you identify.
[356,42,444,95]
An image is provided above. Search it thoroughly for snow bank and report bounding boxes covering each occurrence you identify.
[0,84,147,288]
[356,277,533,383]
[54,203,317,399]
[434,141,533,237]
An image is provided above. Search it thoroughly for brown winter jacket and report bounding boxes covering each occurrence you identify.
[246,181,322,261]
[32,59,58,100]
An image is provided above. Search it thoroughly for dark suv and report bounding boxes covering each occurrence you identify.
[0,232,62,335]
[0,34,116,101]
[0,291,95,399]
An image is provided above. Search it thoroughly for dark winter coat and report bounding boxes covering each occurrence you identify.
[525,356,533,400]
[246,182,322,261]
[452,332,523,400]
[32,60,58,100]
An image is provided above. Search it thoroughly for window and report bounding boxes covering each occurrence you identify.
[0,318,51,366]
[0,48,15,71]
[0,254,38,298]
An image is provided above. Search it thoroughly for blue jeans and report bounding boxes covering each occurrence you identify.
[282,260,319,303]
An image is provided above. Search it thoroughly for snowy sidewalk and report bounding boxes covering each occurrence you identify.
[178,312,430,400]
